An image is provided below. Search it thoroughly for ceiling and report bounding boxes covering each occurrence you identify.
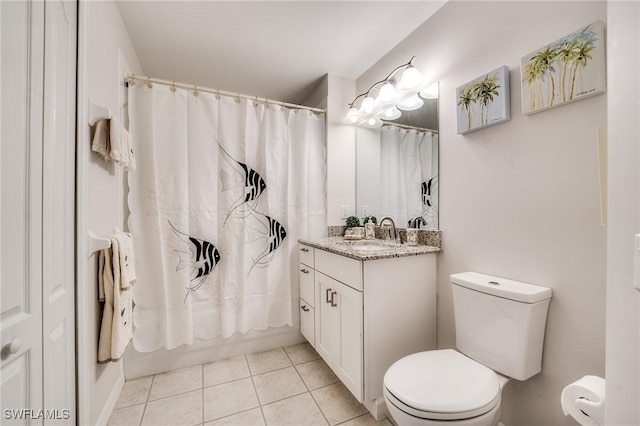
[115,1,446,104]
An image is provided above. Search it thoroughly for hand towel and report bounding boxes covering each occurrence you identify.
[97,236,134,363]
[91,119,111,161]
[113,232,136,290]
[97,243,115,362]
[109,115,136,171]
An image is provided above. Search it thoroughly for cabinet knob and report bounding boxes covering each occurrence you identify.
[301,269,309,274]
[326,288,332,303]
[301,248,309,252]
[301,305,310,312]
[2,339,22,357]
[330,291,338,307]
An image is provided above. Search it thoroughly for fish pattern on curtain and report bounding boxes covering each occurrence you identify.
[127,84,326,352]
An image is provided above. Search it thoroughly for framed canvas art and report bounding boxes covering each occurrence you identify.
[456,65,511,135]
[521,20,605,115]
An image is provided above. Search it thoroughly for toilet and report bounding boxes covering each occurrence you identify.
[383,272,552,426]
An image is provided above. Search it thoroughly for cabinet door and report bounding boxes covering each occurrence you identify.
[314,272,363,402]
[315,273,340,365]
[335,281,363,402]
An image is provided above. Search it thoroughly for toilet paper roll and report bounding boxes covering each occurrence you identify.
[561,375,606,426]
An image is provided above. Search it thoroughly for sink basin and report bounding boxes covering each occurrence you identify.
[338,240,402,253]
[349,244,389,253]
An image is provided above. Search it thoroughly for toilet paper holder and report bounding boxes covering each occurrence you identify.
[561,375,606,426]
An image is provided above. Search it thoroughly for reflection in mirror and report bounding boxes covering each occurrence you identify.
[356,84,439,229]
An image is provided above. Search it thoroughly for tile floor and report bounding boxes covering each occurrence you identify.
[108,342,393,426]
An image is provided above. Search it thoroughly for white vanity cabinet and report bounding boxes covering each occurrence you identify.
[298,241,436,418]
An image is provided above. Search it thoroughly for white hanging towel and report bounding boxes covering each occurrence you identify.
[91,119,111,161]
[90,116,136,171]
[109,115,136,171]
[97,233,135,363]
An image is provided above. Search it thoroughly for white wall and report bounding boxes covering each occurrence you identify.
[326,74,357,224]
[357,2,606,425]
[605,1,640,424]
[77,1,143,424]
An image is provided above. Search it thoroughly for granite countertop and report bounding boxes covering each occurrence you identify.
[298,236,441,261]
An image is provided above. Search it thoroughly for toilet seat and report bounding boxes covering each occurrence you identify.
[384,349,501,421]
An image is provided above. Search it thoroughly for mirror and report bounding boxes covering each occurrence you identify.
[356,84,439,229]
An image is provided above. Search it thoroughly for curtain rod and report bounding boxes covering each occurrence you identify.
[381,121,439,134]
[123,73,326,114]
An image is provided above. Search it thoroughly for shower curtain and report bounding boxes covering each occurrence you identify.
[380,126,438,229]
[127,84,326,352]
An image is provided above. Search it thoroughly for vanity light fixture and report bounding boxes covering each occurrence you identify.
[345,56,431,127]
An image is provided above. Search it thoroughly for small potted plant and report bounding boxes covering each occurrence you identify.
[345,215,361,228]
[363,215,377,225]
[344,216,363,239]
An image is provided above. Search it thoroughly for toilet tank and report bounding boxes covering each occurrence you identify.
[451,272,552,381]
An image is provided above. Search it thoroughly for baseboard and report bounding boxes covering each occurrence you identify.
[363,397,390,421]
[95,369,125,426]
[123,326,305,379]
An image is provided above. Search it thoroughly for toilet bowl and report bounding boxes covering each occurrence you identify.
[383,349,507,426]
[383,272,552,426]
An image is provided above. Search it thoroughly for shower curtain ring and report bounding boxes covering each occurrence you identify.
[236,93,241,103]
[194,86,199,97]
[253,96,259,107]
[129,74,136,86]
[170,81,176,92]
[146,77,153,89]
[215,89,220,100]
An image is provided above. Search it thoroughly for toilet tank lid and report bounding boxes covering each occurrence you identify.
[451,272,552,303]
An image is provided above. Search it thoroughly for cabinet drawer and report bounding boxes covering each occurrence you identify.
[299,264,314,307]
[300,299,315,346]
[299,244,314,267]
[315,249,363,291]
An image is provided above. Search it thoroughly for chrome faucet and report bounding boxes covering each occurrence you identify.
[379,216,398,242]
[408,216,427,229]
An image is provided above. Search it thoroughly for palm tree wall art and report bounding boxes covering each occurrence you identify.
[456,65,511,135]
[521,20,605,115]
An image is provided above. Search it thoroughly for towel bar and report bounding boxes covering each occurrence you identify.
[87,232,111,258]
[87,228,132,258]
[88,98,112,127]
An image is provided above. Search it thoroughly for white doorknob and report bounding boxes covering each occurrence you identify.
[2,339,21,355]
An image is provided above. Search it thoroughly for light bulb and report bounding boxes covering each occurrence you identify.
[363,117,383,128]
[360,96,376,114]
[398,65,425,91]
[382,106,402,120]
[376,82,400,105]
[345,107,359,123]
[397,94,424,111]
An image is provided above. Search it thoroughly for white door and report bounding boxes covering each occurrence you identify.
[41,0,77,423]
[1,1,46,424]
[1,0,76,424]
